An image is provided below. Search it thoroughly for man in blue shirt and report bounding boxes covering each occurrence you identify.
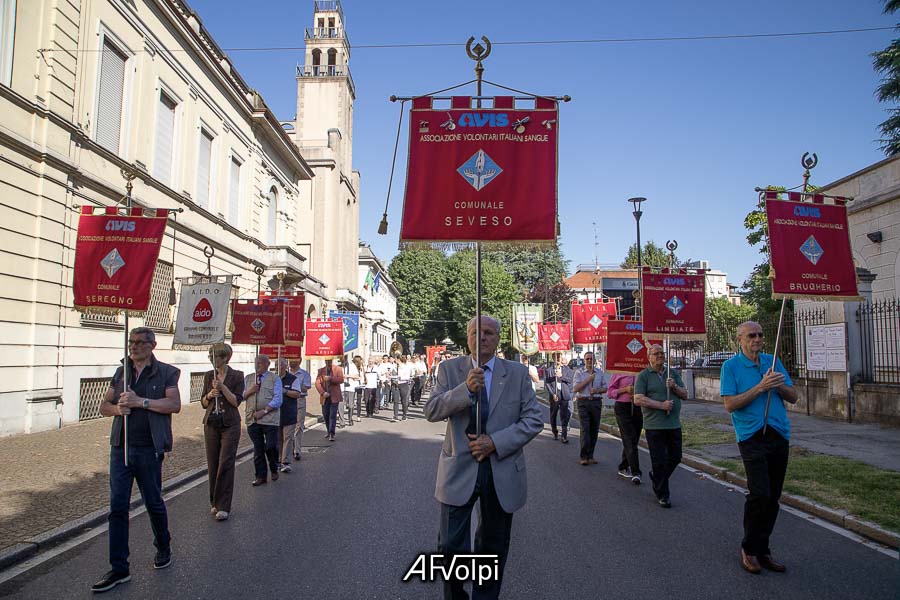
[721,321,798,575]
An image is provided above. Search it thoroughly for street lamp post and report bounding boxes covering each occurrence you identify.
[628,197,647,317]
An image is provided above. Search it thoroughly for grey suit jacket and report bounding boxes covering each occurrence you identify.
[424,356,543,513]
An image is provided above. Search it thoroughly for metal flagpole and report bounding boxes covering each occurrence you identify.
[120,169,136,466]
[665,240,678,415]
[255,266,264,358]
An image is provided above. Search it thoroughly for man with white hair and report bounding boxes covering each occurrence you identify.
[425,315,542,600]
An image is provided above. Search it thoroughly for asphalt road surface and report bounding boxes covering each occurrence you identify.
[0,401,896,599]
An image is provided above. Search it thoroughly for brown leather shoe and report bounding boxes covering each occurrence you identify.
[251,478,267,487]
[588,458,598,464]
[741,549,761,574]
[271,470,279,482]
[759,554,786,573]
[579,459,589,466]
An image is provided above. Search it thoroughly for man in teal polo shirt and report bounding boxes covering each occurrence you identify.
[721,320,798,575]
[634,344,687,508]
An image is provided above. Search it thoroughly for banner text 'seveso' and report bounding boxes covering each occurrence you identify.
[400,97,558,242]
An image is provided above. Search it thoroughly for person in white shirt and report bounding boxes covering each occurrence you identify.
[573,351,610,466]
[520,355,540,392]
[395,354,414,421]
[342,355,362,426]
[377,355,393,410]
[288,361,312,462]
[411,355,427,406]
[364,357,379,416]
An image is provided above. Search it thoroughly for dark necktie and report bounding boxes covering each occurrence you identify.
[466,365,490,436]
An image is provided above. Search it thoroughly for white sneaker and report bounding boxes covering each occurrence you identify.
[215,511,229,521]
[280,464,292,473]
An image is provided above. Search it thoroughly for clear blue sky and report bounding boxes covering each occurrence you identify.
[188,0,896,286]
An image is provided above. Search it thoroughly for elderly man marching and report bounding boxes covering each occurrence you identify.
[572,351,609,466]
[634,344,687,508]
[721,321,797,575]
[243,355,283,486]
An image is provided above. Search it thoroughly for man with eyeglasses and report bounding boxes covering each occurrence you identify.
[92,327,181,593]
[572,351,609,466]
[721,321,797,575]
[634,344,687,508]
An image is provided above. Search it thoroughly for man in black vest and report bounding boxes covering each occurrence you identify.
[278,358,300,473]
[92,327,181,593]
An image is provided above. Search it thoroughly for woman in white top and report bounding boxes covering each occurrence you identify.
[395,355,414,421]
[364,357,379,417]
[341,356,361,427]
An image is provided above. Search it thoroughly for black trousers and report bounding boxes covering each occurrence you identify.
[577,398,603,460]
[364,388,377,416]
[738,427,790,556]
[548,396,571,438]
[355,388,364,417]
[645,428,682,500]
[438,460,513,600]
[247,423,279,480]
[613,402,643,476]
[395,382,411,419]
[411,376,422,405]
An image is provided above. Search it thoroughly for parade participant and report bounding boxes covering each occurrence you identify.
[337,356,351,428]
[92,327,181,593]
[395,354,413,421]
[425,316,542,600]
[544,352,574,443]
[200,343,243,522]
[520,354,539,391]
[316,358,344,441]
[288,360,312,462]
[573,351,609,466]
[608,372,642,484]
[377,354,393,410]
[277,358,300,473]
[412,354,427,406]
[634,345,687,508]
[364,357,380,417]
[341,355,361,426]
[430,353,442,386]
[352,355,367,419]
[243,355,283,486]
[721,321,797,575]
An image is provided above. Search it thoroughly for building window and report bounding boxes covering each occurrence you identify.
[196,128,214,209]
[144,260,174,331]
[79,377,109,421]
[267,186,277,245]
[228,155,242,227]
[95,38,127,154]
[153,90,177,185]
[0,0,16,86]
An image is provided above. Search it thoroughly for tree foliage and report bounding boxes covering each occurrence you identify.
[620,240,679,269]
[482,244,569,291]
[872,1,900,155]
[525,281,577,322]
[704,296,756,352]
[388,247,448,345]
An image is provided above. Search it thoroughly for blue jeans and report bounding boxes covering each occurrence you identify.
[322,401,337,436]
[108,445,170,573]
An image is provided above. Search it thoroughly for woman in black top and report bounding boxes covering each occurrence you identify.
[201,343,244,521]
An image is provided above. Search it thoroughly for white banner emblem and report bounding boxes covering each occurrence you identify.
[173,276,233,347]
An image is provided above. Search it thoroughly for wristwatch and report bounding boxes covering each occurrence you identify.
[142,398,150,410]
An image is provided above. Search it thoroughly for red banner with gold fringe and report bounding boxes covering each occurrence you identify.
[73,206,169,314]
[605,319,661,374]
[231,300,285,346]
[537,322,571,351]
[641,269,706,340]
[304,319,344,359]
[571,300,616,344]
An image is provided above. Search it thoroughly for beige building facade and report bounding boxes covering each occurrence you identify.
[0,0,362,436]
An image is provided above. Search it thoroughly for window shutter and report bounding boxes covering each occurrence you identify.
[153,93,176,184]
[196,129,213,209]
[228,157,241,226]
[267,188,277,245]
[96,40,126,154]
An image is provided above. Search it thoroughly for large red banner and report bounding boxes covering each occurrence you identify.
[259,291,305,345]
[400,96,558,243]
[641,269,706,340]
[537,322,571,351]
[765,196,861,300]
[605,319,661,374]
[426,345,446,370]
[259,345,303,360]
[304,319,344,359]
[571,300,616,344]
[73,206,168,313]
[231,300,285,345]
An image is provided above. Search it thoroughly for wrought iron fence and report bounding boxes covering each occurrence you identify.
[856,298,900,384]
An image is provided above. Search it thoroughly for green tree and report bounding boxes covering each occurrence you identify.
[482,244,569,291]
[525,281,577,322]
[445,249,521,350]
[388,247,449,346]
[620,241,679,269]
[872,0,900,155]
[704,296,756,352]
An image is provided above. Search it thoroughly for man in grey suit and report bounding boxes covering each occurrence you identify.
[425,315,543,600]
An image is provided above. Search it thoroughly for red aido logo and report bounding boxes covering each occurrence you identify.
[192,298,213,322]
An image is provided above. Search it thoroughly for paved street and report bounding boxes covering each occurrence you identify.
[0,401,895,599]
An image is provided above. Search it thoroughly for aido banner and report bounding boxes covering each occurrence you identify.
[606,319,661,374]
[73,206,168,314]
[304,319,344,359]
[173,276,233,347]
[231,300,285,346]
[511,303,543,356]
[537,322,571,352]
[765,195,860,300]
[641,269,706,340]
[571,300,616,344]
[400,96,558,244]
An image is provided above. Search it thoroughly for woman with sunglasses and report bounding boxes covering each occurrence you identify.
[201,343,244,521]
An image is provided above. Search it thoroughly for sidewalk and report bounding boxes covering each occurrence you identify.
[0,397,323,556]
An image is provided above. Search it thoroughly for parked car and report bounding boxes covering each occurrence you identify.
[692,352,736,368]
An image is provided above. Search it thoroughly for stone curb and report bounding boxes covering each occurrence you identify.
[0,415,322,572]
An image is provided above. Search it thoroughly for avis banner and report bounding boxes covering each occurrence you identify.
[304,319,344,359]
[641,269,707,340]
[231,300,285,346]
[400,96,558,245]
[571,300,616,344]
[73,206,168,314]
[260,291,305,345]
[537,322,571,352]
[511,303,543,356]
[426,345,446,370]
[765,195,861,300]
[328,310,360,353]
[605,319,661,374]
[173,276,233,347]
